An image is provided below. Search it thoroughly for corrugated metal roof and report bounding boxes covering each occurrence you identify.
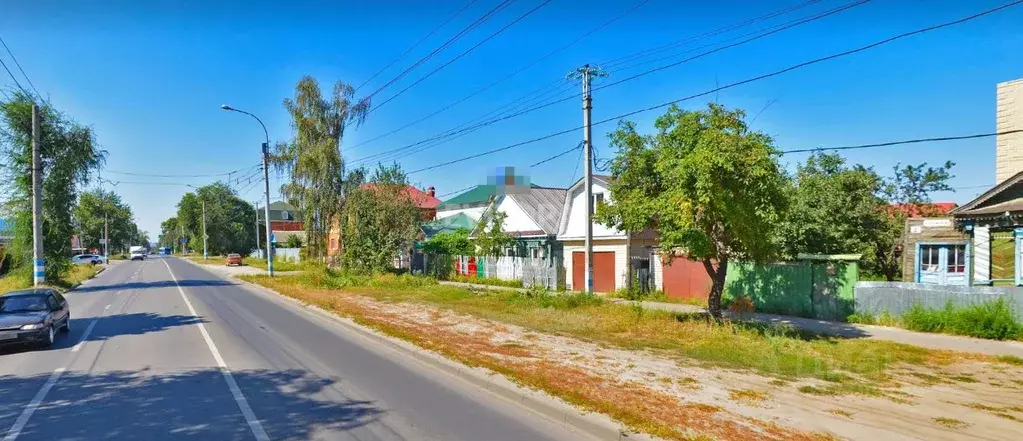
[509,187,567,235]
[438,184,543,209]
[421,213,475,238]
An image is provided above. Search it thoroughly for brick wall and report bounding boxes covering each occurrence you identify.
[996,78,1023,184]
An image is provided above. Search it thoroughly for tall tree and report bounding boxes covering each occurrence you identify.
[595,104,789,317]
[73,189,135,253]
[340,163,421,272]
[273,76,370,260]
[0,90,105,279]
[158,217,180,250]
[172,182,256,255]
[472,210,514,258]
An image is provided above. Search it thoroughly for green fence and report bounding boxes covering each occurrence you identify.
[724,255,859,321]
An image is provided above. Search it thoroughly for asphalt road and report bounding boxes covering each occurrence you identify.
[0,257,590,440]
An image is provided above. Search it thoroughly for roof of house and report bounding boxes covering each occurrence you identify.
[952,169,1023,217]
[421,213,475,238]
[257,201,303,222]
[438,184,542,210]
[361,184,442,209]
[508,187,567,235]
[889,202,957,217]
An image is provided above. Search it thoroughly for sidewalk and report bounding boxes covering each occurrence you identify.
[617,299,1023,358]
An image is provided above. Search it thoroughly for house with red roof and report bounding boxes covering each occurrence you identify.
[326,185,441,259]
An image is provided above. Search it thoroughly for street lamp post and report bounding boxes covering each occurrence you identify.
[221,104,274,277]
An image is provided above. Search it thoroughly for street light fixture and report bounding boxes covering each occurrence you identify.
[221,104,274,277]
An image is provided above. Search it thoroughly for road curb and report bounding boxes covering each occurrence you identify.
[178,258,651,441]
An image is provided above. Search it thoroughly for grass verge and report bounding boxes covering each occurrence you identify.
[0,264,102,293]
[849,300,1023,341]
[186,255,303,272]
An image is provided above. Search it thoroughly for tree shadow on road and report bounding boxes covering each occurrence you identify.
[1,312,207,355]
[0,368,385,440]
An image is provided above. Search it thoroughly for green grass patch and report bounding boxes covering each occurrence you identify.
[0,264,101,293]
[901,299,1022,340]
[447,274,524,288]
[996,355,1023,366]
[846,311,901,327]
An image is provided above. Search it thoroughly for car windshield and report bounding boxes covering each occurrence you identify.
[0,296,49,313]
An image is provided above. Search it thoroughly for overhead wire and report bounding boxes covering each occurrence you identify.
[103,164,260,178]
[405,0,1023,175]
[0,36,41,99]
[355,0,481,91]
[361,0,518,102]
[357,0,866,166]
[780,129,1023,155]
[346,0,650,152]
[367,0,554,115]
[530,141,582,167]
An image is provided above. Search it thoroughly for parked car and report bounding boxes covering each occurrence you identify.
[225,253,243,266]
[0,288,71,348]
[71,254,105,265]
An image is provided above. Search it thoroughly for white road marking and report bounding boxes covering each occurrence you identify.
[104,304,111,310]
[70,319,99,353]
[3,368,65,441]
[162,259,270,441]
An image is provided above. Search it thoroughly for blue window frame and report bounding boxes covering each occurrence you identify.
[915,242,969,286]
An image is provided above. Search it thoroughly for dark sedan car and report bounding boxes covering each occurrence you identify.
[0,289,70,348]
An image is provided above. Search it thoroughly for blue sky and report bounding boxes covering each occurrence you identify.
[2,0,1021,236]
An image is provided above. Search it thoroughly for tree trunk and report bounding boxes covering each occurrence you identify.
[704,257,729,319]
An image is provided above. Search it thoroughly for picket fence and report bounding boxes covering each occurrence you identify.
[422,254,561,290]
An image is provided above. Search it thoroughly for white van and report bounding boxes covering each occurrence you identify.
[129,246,147,261]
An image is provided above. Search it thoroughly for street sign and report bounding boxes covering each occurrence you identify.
[99,239,107,245]
[181,237,188,243]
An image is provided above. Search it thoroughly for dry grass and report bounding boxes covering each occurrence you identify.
[828,409,853,418]
[729,389,769,405]
[932,417,970,429]
[244,273,838,441]
[243,270,979,394]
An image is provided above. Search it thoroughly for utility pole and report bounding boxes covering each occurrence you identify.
[180,222,185,254]
[31,105,44,286]
[254,201,261,258]
[202,199,208,260]
[582,66,593,294]
[262,142,274,276]
[104,215,109,262]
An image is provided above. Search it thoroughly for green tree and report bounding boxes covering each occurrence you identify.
[422,228,474,256]
[1,90,105,279]
[283,234,303,248]
[340,163,421,272]
[172,182,256,255]
[158,217,180,250]
[273,76,370,260]
[472,210,514,258]
[871,161,955,281]
[73,189,135,253]
[595,104,789,317]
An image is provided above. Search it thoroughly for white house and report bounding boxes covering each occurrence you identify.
[478,186,567,260]
[556,176,657,292]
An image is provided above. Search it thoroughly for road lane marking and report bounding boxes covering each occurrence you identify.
[70,319,99,353]
[162,259,270,441]
[3,367,66,441]
[104,304,111,310]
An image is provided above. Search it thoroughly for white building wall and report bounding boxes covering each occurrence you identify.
[436,206,487,221]
[560,181,623,238]
[494,196,542,234]
[973,226,991,283]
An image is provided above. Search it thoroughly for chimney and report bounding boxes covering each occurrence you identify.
[996,78,1023,184]
[427,186,435,198]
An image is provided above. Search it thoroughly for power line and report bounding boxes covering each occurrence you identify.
[0,36,41,99]
[355,0,481,91]
[408,1,1023,174]
[437,185,479,199]
[366,0,866,165]
[367,0,553,115]
[598,0,826,69]
[780,129,1023,154]
[0,56,27,97]
[362,0,517,102]
[346,0,649,152]
[530,141,582,167]
[104,164,260,178]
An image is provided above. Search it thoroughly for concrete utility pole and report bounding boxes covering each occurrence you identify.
[262,143,273,276]
[568,64,607,294]
[202,199,208,260]
[180,222,185,254]
[254,201,261,258]
[31,105,44,286]
[104,215,109,261]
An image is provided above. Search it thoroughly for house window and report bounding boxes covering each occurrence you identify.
[281,211,290,220]
[506,248,515,257]
[330,238,338,250]
[531,247,540,259]
[590,193,604,214]
[920,245,940,272]
[947,245,966,274]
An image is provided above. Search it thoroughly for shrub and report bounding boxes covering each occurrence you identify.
[450,274,523,288]
[901,299,1021,340]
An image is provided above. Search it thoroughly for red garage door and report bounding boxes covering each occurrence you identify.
[662,257,712,301]
[573,251,615,293]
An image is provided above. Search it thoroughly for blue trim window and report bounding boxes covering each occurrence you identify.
[916,242,969,286]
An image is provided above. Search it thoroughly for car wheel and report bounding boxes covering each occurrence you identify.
[61,316,70,333]
[42,325,55,347]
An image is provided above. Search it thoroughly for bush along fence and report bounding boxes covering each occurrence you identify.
[853,282,1023,340]
[418,254,562,290]
[722,254,860,321]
